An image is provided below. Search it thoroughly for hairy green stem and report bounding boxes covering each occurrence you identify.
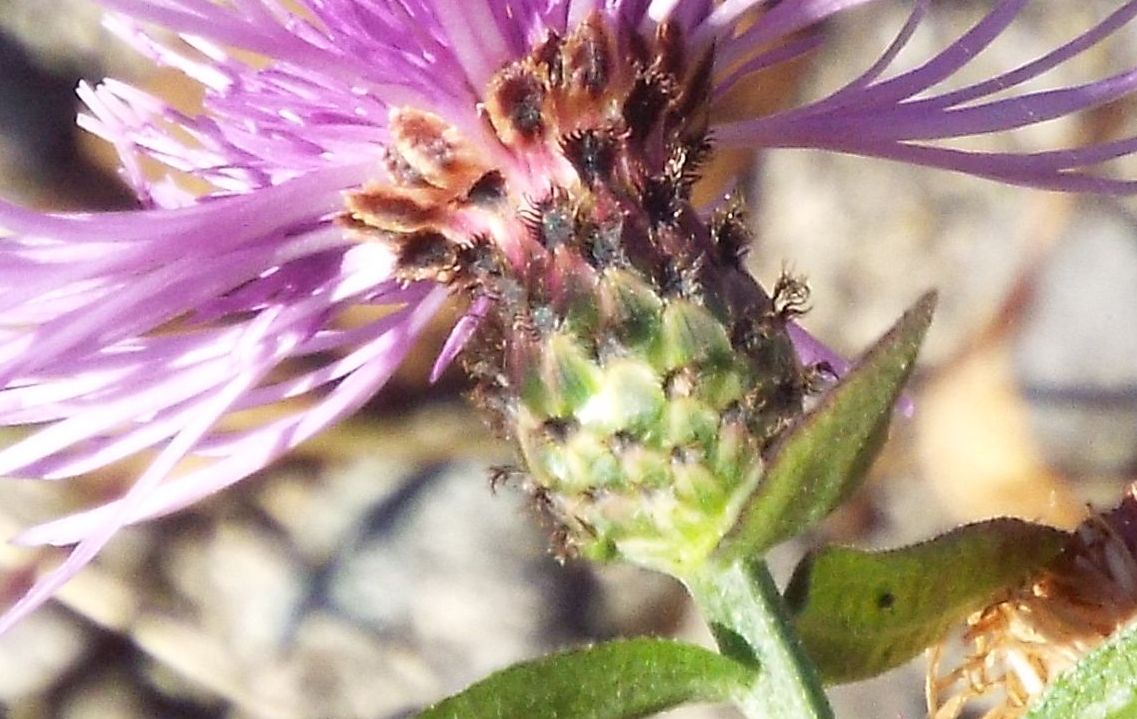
[683,558,834,719]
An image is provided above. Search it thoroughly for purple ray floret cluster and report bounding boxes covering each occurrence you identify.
[0,0,1135,632]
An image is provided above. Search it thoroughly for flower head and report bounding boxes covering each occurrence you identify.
[2,0,1137,631]
[927,488,1137,719]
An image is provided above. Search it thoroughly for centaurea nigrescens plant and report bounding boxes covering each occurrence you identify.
[2,1,1137,717]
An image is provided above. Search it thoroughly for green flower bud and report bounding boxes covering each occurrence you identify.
[350,12,809,573]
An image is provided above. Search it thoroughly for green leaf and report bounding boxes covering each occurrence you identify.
[1026,616,1137,719]
[715,292,937,560]
[415,637,753,719]
[784,519,1067,683]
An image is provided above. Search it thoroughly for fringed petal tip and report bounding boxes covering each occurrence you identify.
[0,284,449,634]
[716,0,1137,195]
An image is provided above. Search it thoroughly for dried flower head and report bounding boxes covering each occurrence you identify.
[928,488,1137,719]
[2,0,1137,631]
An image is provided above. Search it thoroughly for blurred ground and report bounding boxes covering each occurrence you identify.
[1,1,1136,718]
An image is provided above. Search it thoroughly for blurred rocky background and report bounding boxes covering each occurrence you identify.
[0,1,1135,718]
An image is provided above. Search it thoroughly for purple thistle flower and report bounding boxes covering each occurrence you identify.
[0,0,1135,633]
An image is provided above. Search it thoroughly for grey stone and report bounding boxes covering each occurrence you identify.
[57,669,148,719]
[323,461,565,684]
[1014,205,1137,474]
[0,607,91,702]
